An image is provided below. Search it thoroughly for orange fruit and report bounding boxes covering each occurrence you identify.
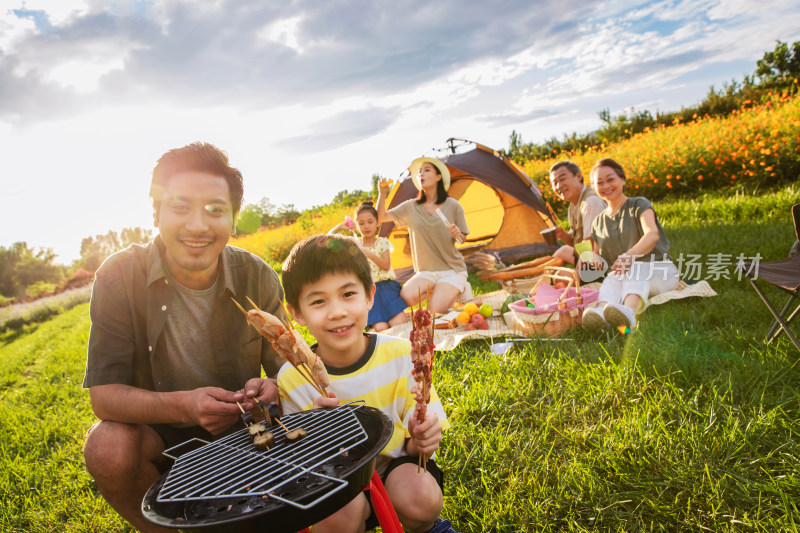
[456,311,471,324]
[463,303,480,316]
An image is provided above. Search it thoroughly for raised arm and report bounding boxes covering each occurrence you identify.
[359,246,391,271]
[376,178,392,224]
[327,221,349,235]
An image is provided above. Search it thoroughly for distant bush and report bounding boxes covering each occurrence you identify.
[525,92,800,210]
[0,286,92,332]
[25,281,57,300]
[231,204,354,269]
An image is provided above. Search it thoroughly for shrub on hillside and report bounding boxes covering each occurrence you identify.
[0,286,92,332]
[525,92,800,210]
[25,281,57,300]
[231,203,354,268]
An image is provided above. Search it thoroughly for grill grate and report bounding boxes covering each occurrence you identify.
[155,402,369,510]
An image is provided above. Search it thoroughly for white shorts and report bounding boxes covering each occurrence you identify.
[407,270,469,293]
[598,260,679,312]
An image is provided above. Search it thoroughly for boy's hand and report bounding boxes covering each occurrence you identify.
[408,412,442,456]
[378,178,392,194]
[313,391,340,410]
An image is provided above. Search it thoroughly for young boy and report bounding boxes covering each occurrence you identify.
[279,234,459,533]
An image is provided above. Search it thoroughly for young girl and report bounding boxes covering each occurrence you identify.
[329,201,408,331]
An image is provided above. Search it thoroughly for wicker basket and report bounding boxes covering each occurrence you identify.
[509,267,599,337]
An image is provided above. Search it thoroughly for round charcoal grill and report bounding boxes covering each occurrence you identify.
[142,403,393,532]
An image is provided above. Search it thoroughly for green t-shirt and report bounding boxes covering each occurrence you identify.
[591,197,671,264]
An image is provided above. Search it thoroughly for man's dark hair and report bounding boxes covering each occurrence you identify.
[549,160,582,177]
[282,234,373,309]
[150,142,245,215]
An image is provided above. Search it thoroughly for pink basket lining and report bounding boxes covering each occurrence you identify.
[509,285,599,315]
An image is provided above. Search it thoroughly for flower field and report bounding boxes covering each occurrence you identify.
[525,90,800,210]
[231,203,354,269]
[232,91,800,270]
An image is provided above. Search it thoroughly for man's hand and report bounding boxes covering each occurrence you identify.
[182,387,250,435]
[239,378,279,408]
[407,411,443,457]
[555,227,570,243]
[312,391,340,410]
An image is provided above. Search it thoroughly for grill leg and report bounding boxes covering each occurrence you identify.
[748,278,800,354]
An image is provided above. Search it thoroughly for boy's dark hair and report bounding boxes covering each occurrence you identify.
[150,142,245,216]
[282,234,374,309]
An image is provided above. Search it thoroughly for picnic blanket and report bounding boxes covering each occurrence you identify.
[381,279,717,351]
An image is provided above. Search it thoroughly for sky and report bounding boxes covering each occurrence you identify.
[2,0,800,265]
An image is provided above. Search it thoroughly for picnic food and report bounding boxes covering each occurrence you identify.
[463,302,479,316]
[480,255,564,281]
[286,428,308,442]
[409,298,435,472]
[237,402,276,450]
[478,303,493,317]
[501,294,527,314]
[232,297,330,397]
[465,313,489,331]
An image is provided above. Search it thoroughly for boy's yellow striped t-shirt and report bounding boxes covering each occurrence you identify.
[277,333,449,473]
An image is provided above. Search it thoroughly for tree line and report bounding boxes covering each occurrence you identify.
[503,39,800,162]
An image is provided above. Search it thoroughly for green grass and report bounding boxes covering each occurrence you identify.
[2,186,800,532]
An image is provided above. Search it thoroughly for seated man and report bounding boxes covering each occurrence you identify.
[548,161,606,265]
[82,142,285,533]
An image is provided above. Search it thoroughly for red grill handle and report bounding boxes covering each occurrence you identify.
[295,470,402,533]
[366,470,403,533]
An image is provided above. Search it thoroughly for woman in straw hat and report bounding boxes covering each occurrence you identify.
[377,157,470,313]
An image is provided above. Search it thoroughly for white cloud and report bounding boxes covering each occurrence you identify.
[2,0,800,262]
[259,16,304,53]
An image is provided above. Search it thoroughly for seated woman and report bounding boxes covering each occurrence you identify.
[581,158,679,332]
[377,157,469,314]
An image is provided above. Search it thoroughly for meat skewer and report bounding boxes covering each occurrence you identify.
[232,296,330,397]
[410,289,435,473]
[237,401,275,450]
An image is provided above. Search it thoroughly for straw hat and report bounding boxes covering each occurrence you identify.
[409,157,450,191]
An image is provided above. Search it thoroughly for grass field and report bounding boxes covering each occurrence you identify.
[1,186,799,532]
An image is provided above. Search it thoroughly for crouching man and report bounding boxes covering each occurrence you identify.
[82,142,285,532]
